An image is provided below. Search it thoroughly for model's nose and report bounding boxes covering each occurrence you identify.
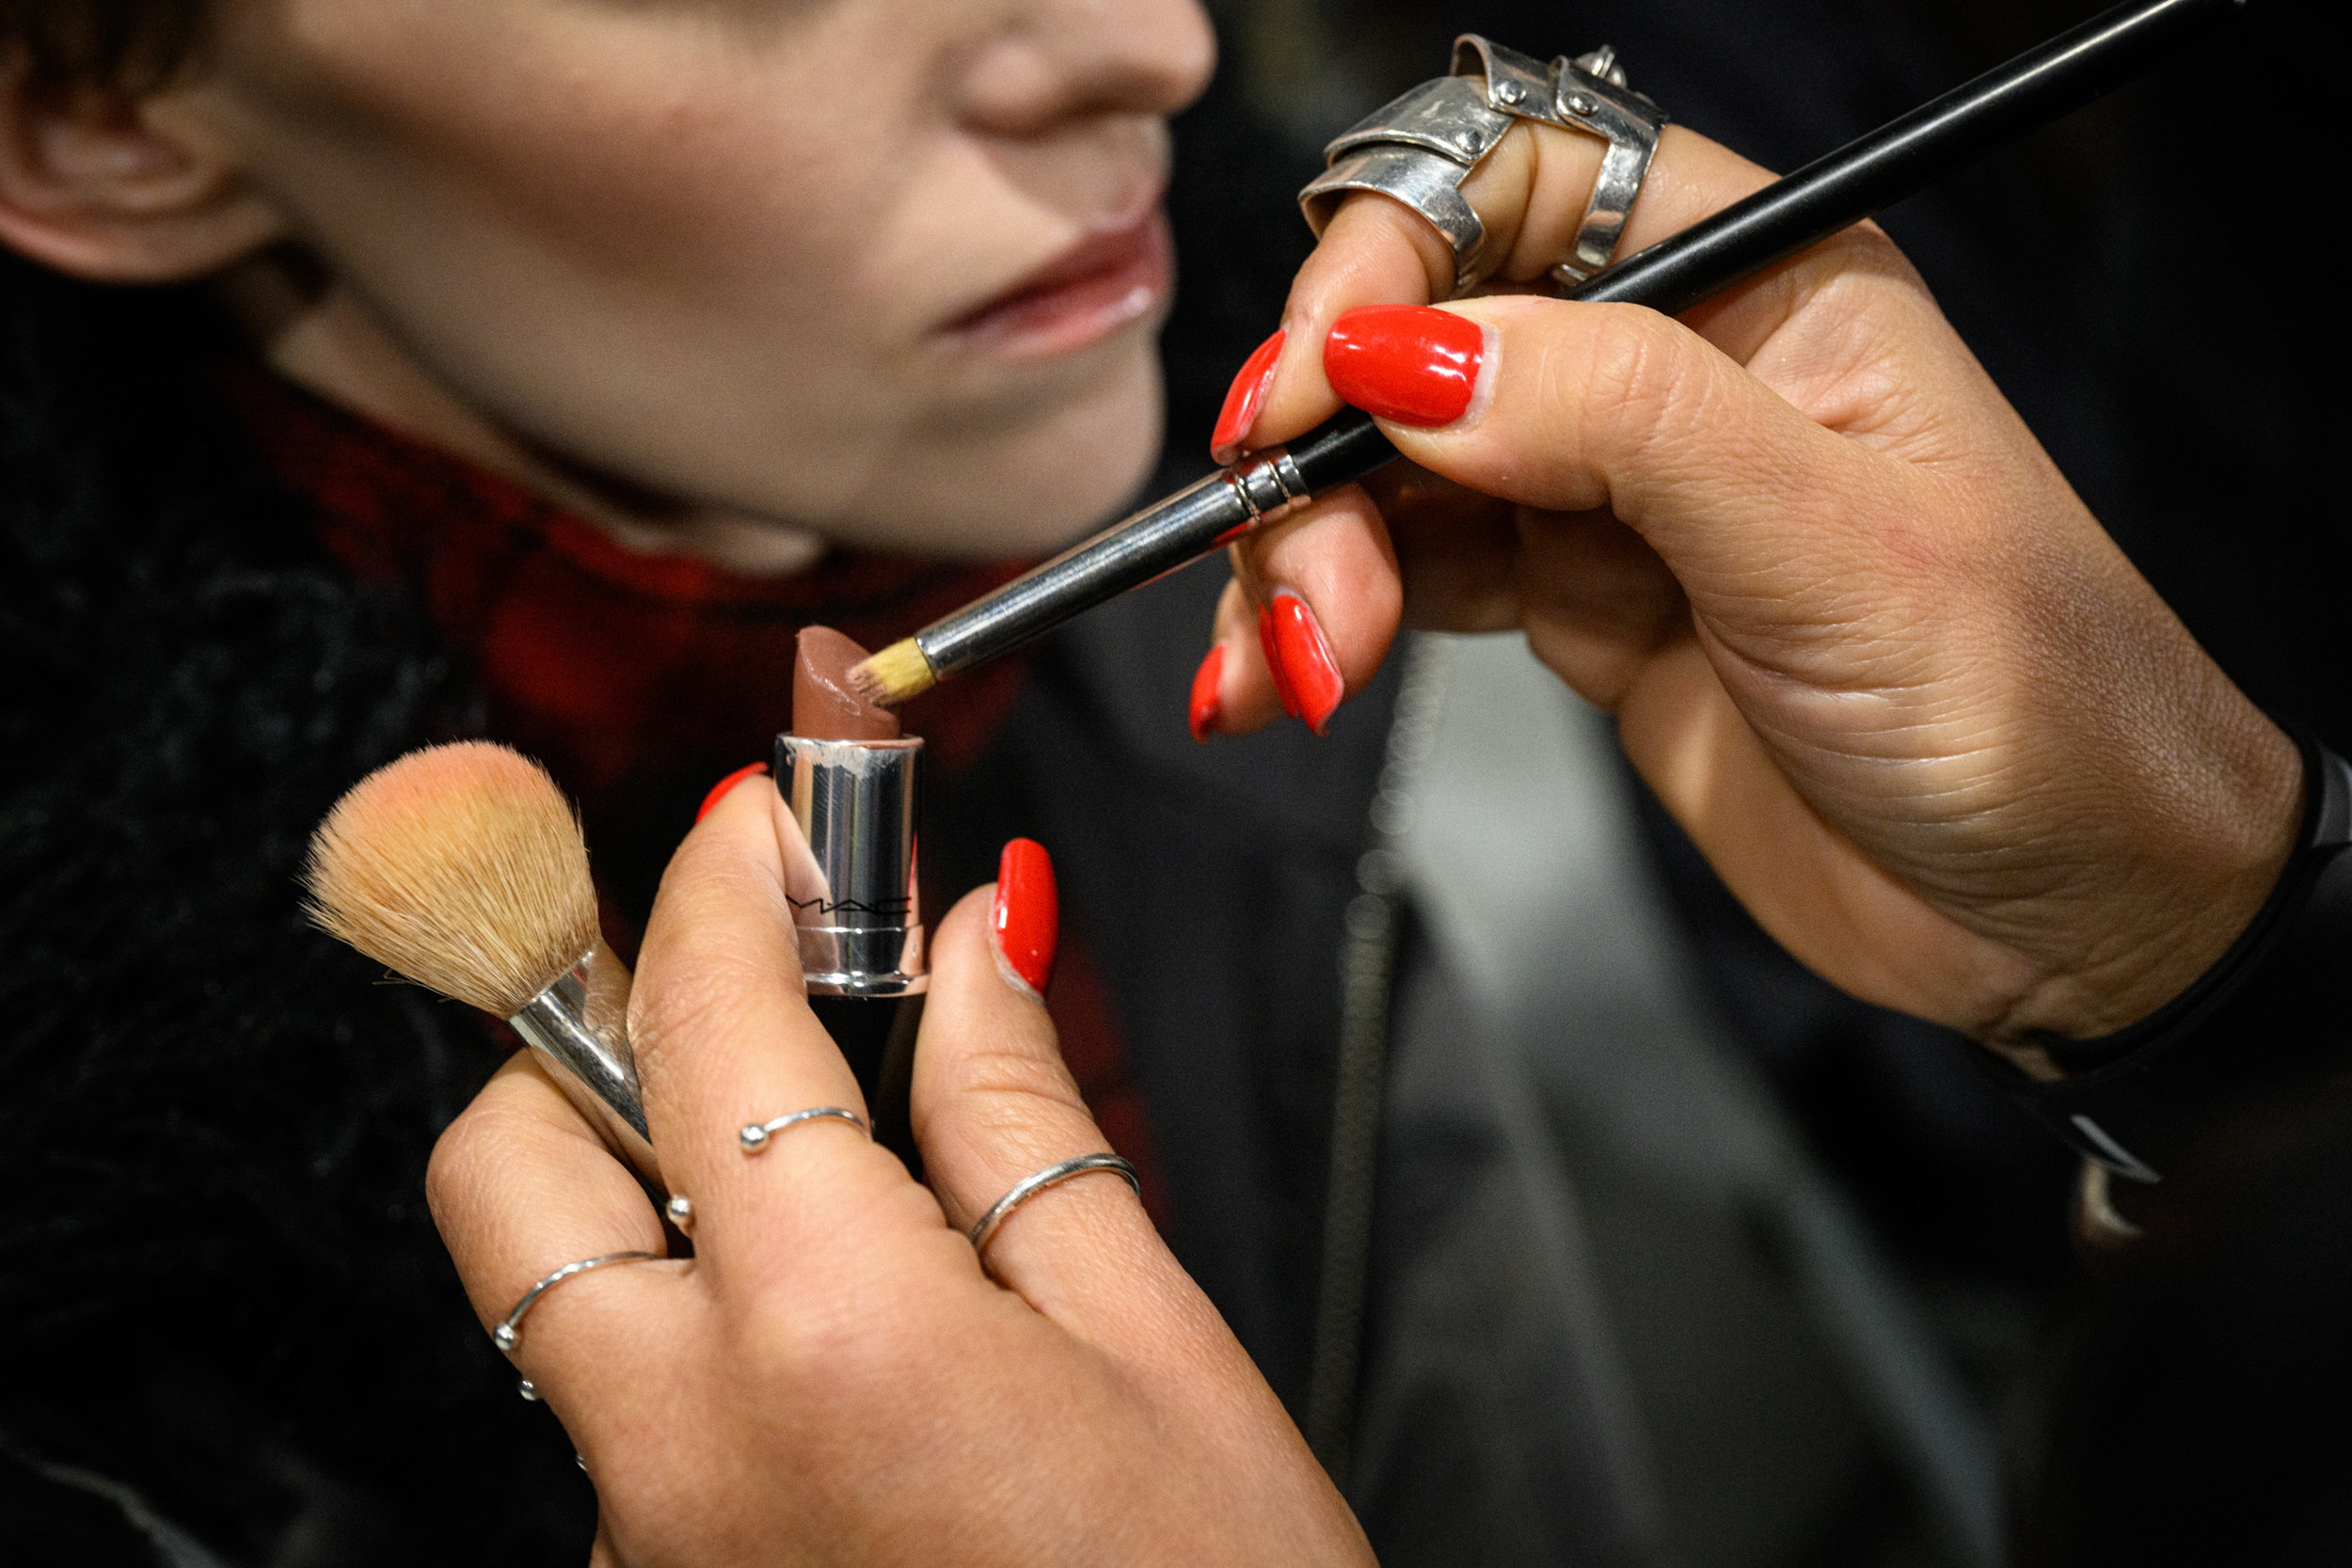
[951,0,1216,138]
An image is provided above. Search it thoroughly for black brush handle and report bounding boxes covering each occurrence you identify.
[1287,0,2242,492]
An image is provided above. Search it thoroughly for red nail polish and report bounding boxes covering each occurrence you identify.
[993,838,1059,997]
[1210,328,1286,461]
[1324,306,1484,427]
[1269,591,1343,734]
[1188,643,1226,743]
[1257,602,1300,720]
[695,762,769,823]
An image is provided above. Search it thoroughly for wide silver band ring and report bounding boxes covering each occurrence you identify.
[739,1105,868,1152]
[967,1152,1141,1258]
[1298,35,1667,296]
[493,1251,659,1352]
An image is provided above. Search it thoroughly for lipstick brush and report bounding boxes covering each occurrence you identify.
[302,742,659,1185]
[850,0,2242,710]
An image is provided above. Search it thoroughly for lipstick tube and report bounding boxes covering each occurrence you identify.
[774,733,928,1169]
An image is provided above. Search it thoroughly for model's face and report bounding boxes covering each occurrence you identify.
[191,0,1216,556]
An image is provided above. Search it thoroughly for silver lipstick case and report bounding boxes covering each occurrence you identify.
[774,733,928,1170]
[773,735,929,997]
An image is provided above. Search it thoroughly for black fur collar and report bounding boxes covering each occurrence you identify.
[0,256,593,1564]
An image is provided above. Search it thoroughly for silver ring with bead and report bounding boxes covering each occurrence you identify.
[739,1106,867,1152]
[492,1251,659,1353]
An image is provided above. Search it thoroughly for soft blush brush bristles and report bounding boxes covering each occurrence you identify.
[303,742,599,1016]
[847,638,937,711]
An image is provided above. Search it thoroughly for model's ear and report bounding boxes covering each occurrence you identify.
[0,62,284,282]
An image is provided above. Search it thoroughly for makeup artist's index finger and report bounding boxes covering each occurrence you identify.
[1243,121,1751,459]
[626,775,911,1261]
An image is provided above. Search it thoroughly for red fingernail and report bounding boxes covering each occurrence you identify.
[1324,306,1484,427]
[993,838,1059,997]
[1258,602,1300,720]
[1188,643,1226,743]
[695,762,769,823]
[1210,327,1286,461]
[1269,591,1343,734]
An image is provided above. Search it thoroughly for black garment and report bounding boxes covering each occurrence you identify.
[0,259,593,1565]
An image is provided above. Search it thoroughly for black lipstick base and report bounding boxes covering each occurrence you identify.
[811,994,924,1178]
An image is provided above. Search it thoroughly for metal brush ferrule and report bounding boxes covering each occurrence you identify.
[1224,447,1311,526]
[774,735,928,998]
[509,939,658,1181]
[914,451,1296,681]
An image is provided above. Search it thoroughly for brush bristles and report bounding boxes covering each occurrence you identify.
[303,742,599,1018]
[848,638,937,710]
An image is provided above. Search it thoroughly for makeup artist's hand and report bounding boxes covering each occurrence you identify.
[425,780,1371,1567]
[1194,117,2300,1056]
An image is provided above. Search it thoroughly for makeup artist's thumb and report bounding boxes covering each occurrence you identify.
[912,842,1177,1339]
[1324,294,1871,586]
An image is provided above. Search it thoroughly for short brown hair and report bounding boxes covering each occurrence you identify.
[0,0,209,91]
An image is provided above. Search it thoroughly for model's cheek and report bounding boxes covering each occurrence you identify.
[230,5,885,286]
[199,2,1161,549]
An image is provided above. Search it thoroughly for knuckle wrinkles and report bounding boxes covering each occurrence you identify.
[422,1128,470,1222]
[424,1096,512,1220]
[1788,236,1931,339]
[963,1083,1089,1148]
[1578,309,1688,462]
[728,1253,927,1401]
[951,1033,1084,1109]
[626,950,772,1074]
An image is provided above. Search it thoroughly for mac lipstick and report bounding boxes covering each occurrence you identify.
[777,627,926,1170]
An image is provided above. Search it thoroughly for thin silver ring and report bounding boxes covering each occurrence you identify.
[967,1152,1141,1258]
[493,1251,658,1352]
[739,1106,867,1152]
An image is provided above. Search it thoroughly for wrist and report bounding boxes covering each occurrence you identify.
[1983,704,2303,1061]
[1984,716,2323,1073]
[1979,730,2352,1188]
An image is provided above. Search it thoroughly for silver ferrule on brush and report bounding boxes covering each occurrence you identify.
[912,447,1311,681]
[774,735,929,997]
[508,940,659,1181]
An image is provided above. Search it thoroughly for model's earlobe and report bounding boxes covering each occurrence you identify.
[0,70,284,282]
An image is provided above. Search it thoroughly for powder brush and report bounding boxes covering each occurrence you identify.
[303,741,659,1184]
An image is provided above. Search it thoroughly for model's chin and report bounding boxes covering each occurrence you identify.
[812,346,1168,560]
[604,338,1169,562]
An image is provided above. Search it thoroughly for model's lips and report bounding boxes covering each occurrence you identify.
[940,207,1173,357]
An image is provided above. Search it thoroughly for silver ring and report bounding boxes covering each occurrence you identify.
[1297,35,1667,296]
[739,1106,867,1152]
[967,1152,1141,1258]
[1541,45,1669,286]
[493,1251,658,1352]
